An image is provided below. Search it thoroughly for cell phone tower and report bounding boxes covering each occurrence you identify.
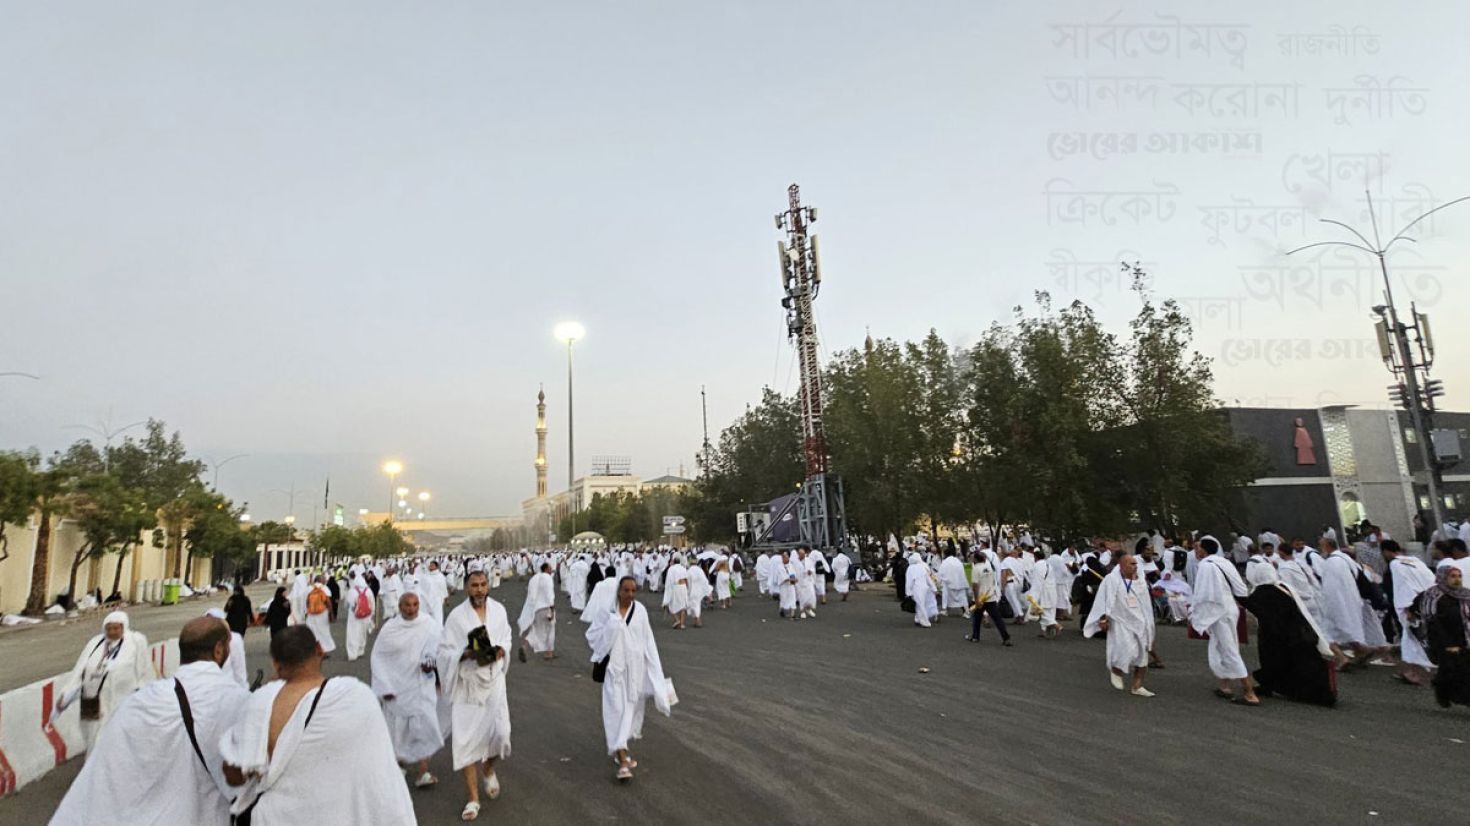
[771,183,848,553]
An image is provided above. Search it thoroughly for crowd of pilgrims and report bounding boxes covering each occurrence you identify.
[888,526,1470,707]
[46,545,782,825]
[42,530,1470,825]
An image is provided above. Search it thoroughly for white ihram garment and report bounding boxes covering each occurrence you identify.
[370,611,445,763]
[586,600,673,755]
[517,571,557,653]
[1083,569,1156,672]
[1191,555,1249,680]
[437,599,513,769]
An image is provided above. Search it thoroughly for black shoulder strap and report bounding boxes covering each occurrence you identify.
[625,604,636,625]
[304,676,332,729]
[174,678,210,773]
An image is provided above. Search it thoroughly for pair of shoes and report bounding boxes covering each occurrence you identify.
[1130,687,1155,698]
[1110,672,1125,691]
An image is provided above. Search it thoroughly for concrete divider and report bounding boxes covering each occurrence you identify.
[0,638,178,799]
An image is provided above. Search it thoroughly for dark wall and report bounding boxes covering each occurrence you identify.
[1223,408,1331,479]
[1237,483,1339,543]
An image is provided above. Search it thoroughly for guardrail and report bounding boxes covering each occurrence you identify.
[0,638,178,798]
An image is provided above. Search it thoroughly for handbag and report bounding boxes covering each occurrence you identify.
[592,604,636,683]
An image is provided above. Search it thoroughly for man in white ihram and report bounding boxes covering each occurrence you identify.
[371,591,445,790]
[517,561,558,662]
[437,569,513,822]
[52,617,248,825]
[586,575,676,782]
[1083,552,1157,697]
[220,626,413,825]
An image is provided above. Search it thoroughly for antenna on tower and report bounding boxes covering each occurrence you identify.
[753,183,848,555]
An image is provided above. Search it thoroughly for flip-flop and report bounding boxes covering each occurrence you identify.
[461,801,481,821]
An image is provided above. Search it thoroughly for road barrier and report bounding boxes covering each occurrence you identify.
[0,637,178,799]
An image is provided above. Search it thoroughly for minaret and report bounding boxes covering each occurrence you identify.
[535,385,548,498]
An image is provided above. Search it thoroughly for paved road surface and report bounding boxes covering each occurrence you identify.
[0,583,280,693]
[2,577,1465,824]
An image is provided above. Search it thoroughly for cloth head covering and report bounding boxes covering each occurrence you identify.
[204,608,227,619]
[1198,534,1222,555]
[102,610,129,632]
[1421,566,1470,629]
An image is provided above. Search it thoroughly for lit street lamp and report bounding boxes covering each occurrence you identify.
[382,460,403,520]
[418,490,431,519]
[554,321,585,535]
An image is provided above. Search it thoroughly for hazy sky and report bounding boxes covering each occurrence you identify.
[3,1,1468,520]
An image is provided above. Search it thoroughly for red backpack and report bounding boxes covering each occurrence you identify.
[353,587,373,619]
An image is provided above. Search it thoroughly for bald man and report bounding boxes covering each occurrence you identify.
[54,617,249,824]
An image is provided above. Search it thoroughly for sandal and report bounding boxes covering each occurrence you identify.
[617,765,633,781]
[462,801,481,821]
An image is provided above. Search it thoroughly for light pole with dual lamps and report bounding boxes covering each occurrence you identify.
[382,460,403,520]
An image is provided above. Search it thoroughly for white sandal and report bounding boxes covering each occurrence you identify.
[461,801,481,821]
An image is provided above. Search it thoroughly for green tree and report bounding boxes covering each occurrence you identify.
[64,473,151,606]
[824,336,923,539]
[0,451,36,564]
[23,451,77,615]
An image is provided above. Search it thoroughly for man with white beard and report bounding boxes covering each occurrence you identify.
[437,570,513,821]
[379,565,404,621]
[53,617,248,824]
[371,592,444,789]
[905,551,940,627]
[1083,553,1156,697]
[345,571,376,662]
[937,547,971,617]
[586,576,676,782]
[662,555,691,629]
[517,561,558,662]
[831,549,852,601]
[1192,536,1259,706]
[754,551,772,597]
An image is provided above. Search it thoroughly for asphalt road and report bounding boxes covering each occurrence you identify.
[2,577,1465,825]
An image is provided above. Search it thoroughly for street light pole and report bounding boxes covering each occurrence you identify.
[567,336,575,535]
[554,322,585,538]
[1289,191,1470,534]
[382,461,403,522]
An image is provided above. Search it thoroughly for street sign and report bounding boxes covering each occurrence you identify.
[662,515,686,535]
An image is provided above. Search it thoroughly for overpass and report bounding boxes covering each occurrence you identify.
[361,513,523,536]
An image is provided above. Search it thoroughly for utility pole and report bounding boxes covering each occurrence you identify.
[699,385,712,475]
[1289,191,1469,533]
